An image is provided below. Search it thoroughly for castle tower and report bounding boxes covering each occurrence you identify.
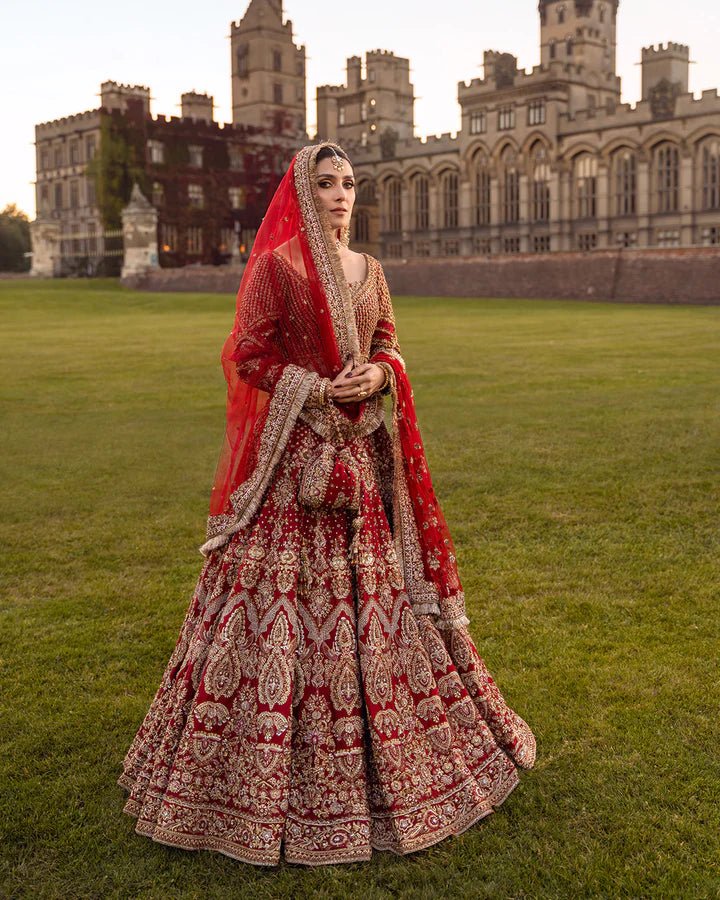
[641,42,689,100]
[181,91,214,122]
[316,50,414,152]
[539,0,619,77]
[230,0,306,138]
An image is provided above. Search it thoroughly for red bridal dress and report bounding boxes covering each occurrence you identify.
[117,142,536,867]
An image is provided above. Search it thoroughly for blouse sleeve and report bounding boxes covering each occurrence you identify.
[230,251,330,407]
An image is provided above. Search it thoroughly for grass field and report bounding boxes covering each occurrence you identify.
[1,278,718,899]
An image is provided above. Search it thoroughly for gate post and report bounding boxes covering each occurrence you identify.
[121,184,159,279]
[29,217,61,277]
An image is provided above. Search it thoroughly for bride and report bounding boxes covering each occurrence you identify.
[118,140,536,867]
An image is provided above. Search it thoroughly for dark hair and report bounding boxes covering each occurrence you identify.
[315,145,353,168]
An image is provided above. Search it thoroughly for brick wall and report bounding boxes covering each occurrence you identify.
[380,248,720,305]
[122,247,720,304]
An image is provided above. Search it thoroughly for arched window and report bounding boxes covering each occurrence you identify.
[413,175,429,230]
[441,170,459,228]
[532,145,551,222]
[655,143,679,213]
[613,149,637,216]
[354,209,370,243]
[574,154,598,218]
[357,180,376,204]
[385,178,402,232]
[500,147,520,224]
[701,139,720,210]
[558,5,566,23]
[566,38,574,56]
[549,40,557,60]
[472,152,491,226]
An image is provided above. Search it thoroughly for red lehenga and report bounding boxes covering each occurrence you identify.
[118,142,536,866]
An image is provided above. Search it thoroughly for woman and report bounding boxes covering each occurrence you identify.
[118,141,536,867]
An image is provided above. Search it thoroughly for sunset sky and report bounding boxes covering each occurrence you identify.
[3,0,719,218]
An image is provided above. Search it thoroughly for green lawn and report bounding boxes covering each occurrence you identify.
[1,278,718,899]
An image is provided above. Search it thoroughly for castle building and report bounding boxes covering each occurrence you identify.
[317,0,720,258]
[33,80,297,275]
[32,0,720,275]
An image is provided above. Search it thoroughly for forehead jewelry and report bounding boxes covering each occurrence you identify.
[330,148,345,171]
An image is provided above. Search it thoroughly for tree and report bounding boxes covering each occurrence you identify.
[0,204,31,272]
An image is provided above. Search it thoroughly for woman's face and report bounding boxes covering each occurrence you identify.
[314,156,356,232]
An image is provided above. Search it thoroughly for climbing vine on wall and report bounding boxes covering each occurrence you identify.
[87,112,149,230]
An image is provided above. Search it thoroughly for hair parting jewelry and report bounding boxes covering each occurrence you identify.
[330,148,345,171]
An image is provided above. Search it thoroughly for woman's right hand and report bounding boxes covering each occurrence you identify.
[327,360,355,402]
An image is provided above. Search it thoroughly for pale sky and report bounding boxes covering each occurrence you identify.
[3,0,719,218]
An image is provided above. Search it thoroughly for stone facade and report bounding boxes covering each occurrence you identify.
[315,0,720,260]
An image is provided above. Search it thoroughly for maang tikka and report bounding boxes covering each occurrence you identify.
[330,148,345,171]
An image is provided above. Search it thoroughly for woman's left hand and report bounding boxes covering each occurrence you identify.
[331,362,385,403]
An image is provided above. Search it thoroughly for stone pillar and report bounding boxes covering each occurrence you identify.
[636,155,650,247]
[557,165,572,251]
[549,169,560,251]
[121,184,159,280]
[489,176,500,253]
[519,174,529,252]
[679,151,694,245]
[596,162,610,248]
[29,218,61,277]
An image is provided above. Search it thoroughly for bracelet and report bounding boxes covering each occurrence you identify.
[377,363,391,394]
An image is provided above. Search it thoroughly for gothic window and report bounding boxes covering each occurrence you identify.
[54,182,63,209]
[152,181,164,206]
[599,4,605,23]
[273,83,283,105]
[532,146,551,222]
[528,99,546,126]
[360,102,367,122]
[442,171,459,229]
[574,154,598,218]
[272,49,282,72]
[237,44,249,78]
[147,139,164,164]
[701,139,720,210]
[354,209,370,242]
[189,145,203,168]
[54,146,63,168]
[188,184,204,208]
[413,175,429,230]
[229,187,246,210]
[613,150,637,216]
[566,38,574,56]
[85,136,96,161]
[186,226,203,254]
[338,106,346,126]
[469,110,486,135]
[69,180,79,209]
[558,5,566,23]
[577,232,598,250]
[358,181,376,204]
[655,143,679,213]
[86,178,96,206]
[69,141,79,165]
[385,178,402,232]
[472,152,491,226]
[500,147,520,224]
[229,146,244,171]
[160,224,178,252]
[39,184,49,211]
[498,105,515,131]
[549,40,557,60]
